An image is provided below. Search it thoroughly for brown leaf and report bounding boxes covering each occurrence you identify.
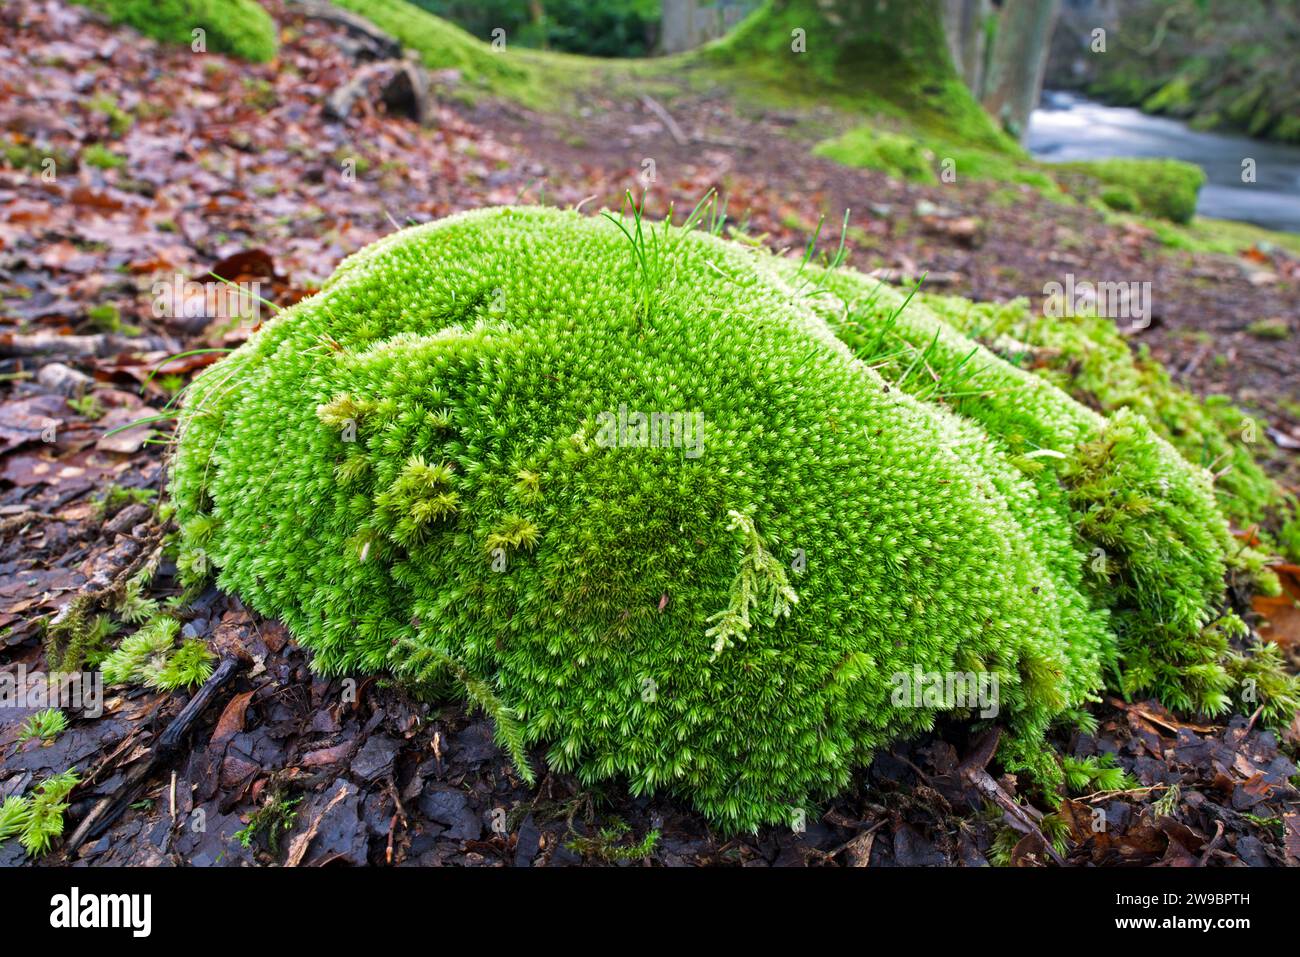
[210,689,255,747]
[208,248,277,284]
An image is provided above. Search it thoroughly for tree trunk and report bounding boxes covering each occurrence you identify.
[661,0,698,55]
[979,0,1062,138]
[942,0,991,94]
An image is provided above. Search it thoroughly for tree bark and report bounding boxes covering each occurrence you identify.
[661,0,698,55]
[942,0,991,94]
[979,0,1063,137]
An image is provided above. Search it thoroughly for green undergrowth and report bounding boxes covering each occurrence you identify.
[169,203,1296,831]
[332,0,590,108]
[73,0,278,63]
[1081,1,1300,145]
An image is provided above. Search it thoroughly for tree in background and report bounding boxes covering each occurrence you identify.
[416,0,1066,141]
[714,0,1062,144]
[978,0,1063,137]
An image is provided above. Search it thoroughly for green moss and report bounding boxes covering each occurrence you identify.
[783,257,1295,718]
[81,143,124,170]
[98,615,213,691]
[1,137,70,173]
[816,123,1061,193]
[173,206,1122,827]
[1246,318,1291,340]
[706,0,1014,152]
[908,291,1292,548]
[1054,158,1206,224]
[170,206,1291,829]
[17,709,69,745]
[87,92,134,137]
[813,126,937,183]
[1099,186,1138,213]
[332,0,545,105]
[0,769,80,857]
[73,0,278,63]
[1146,216,1300,258]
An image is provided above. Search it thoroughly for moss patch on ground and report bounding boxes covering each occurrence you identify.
[816,127,1206,224]
[73,0,278,63]
[170,204,1295,830]
[1053,158,1206,225]
[815,124,1060,194]
[1143,216,1300,259]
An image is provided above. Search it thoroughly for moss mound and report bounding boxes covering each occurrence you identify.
[1054,158,1206,225]
[815,124,1060,194]
[813,127,938,184]
[75,0,278,63]
[170,207,1287,828]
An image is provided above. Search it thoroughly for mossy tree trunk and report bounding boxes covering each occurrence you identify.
[765,0,958,84]
[719,1,1033,148]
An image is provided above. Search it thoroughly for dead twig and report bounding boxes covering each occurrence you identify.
[638,93,689,147]
[957,728,1067,866]
[63,655,245,855]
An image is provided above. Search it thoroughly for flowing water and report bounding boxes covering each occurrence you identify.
[1027,90,1300,234]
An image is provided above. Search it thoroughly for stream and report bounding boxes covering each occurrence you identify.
[1027,90,1300,234]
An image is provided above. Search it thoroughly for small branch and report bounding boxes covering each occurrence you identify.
[64,656,245,855]
[639,93,689,147]
[0,331,176,358]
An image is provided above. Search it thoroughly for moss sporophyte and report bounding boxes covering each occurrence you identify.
[169,205,1297,831]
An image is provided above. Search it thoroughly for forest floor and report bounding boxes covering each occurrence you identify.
[1,0,1298,867]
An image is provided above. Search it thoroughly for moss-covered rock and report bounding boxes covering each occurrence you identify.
[75,0,278,63]
[170,206,1286,828]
